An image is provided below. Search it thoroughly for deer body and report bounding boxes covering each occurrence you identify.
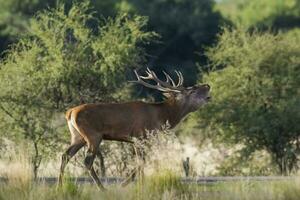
[58,68,211,190]
[67,99,196,142]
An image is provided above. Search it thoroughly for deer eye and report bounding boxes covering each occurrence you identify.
[189,90,196,94]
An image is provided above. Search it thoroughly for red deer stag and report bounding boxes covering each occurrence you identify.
[58,68,211,190]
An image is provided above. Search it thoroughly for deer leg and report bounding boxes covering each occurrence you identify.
[96,150,106,177]
[58,140,85,187]
[84,138,105,191]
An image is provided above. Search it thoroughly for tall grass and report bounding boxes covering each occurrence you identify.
[0,175,300,200]
[0,141,33,187]
[0,145,299,200]
[1,131,300,199]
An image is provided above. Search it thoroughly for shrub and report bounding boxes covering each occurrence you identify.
[0,1,156,178]
[197,27,300,174]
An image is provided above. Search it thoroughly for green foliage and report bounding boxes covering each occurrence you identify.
[0,0,156,109]
[0,1,156,177]
[216,0,300,29]
[0,0,56,37]
[127,0,220,45]
[125,0,223,86]
[1,0,223,87]
[0,0,57,53]
[0,0,298,177]
[197,27,300,174]
[144,170,186,195]
[218,149,276,176]
[60,180,81,198]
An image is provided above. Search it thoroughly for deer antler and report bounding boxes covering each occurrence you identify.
[130,68,184,93]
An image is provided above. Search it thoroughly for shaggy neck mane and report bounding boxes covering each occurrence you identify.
[158,97,191,128]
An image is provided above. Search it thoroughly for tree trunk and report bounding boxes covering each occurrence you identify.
[32,141,41,180]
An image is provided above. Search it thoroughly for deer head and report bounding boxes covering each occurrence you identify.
[131,68,211,112]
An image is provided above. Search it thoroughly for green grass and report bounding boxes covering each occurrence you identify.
[0,174,300,200]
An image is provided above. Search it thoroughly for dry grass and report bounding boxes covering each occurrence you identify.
[0,128,273,179]
[0,130,300,200]
[0,141,33,187]
[0,174,300,200]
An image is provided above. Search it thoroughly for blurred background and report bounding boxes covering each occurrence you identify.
[0,0,299,179]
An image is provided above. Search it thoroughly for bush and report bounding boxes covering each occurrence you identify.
[0,1,156,178]
[196,27,300,174]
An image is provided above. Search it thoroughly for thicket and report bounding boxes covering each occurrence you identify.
[0,1,156,178]
[195,27,300,175]
[0,0,299,178]
[216,0,300,29]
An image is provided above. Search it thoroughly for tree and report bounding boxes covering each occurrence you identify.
[216,0,300,30]
[126,0,223,86]
[0,0,120,55]
[196,27,300,175]
[0,0,57,53]
[0,0,223,88]
[0,1,156,178]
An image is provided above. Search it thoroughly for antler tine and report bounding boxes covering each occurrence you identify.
[178,71,184,86]
[163,71,176,87]
[146,68,180,91]
[174,70,184,87]
[130,68,184,93]
[138,67,153,79]
[148,68,183,90]
[130,69,177,92]
[147,67,159,79]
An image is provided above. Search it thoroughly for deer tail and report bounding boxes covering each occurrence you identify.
[65,108,73,121]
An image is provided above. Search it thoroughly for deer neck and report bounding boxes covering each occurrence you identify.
[161,99,192,128]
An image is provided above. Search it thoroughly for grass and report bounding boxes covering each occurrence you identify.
[0,173,300,200]
[1,136,299,199]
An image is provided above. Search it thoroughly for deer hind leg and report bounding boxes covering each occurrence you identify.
[58,122,86,187]
[84,136,106,191]
[58,140,85,186]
